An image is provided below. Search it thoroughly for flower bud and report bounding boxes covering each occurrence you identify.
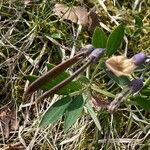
[89,48,105,62]
[132,52,147,66]
[128,78,143,93]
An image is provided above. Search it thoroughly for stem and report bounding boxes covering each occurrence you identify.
[107,88,132,113]
[89,58,104,86]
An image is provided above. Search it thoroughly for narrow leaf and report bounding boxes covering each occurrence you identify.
[64,95,84,132]
[132,28,142,38]
[135,16,143,28]
[86,101,102,132]
[105,69,130,86]
[92,27,107,48]
[106,24,124,56]
[39,96,72,127]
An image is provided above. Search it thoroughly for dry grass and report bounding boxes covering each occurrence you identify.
[0,0,150,149]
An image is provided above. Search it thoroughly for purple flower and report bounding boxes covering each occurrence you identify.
[133,52,147,66]
[89,48,105,62]
[105,52,147,77]
[105,55,136,76]
[128,78,144,93]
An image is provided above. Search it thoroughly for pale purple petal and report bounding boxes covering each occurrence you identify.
[89,48,105,62]
[133,52,147,66]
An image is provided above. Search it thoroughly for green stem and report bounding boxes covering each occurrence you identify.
[89,58,104,86]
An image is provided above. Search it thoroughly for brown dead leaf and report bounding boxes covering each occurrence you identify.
[53,3,99,32]
[0,107,18,139]
[91,93,109,109]
[53,4,78,23]
[0,108,10,138]
[73,6,89,25]
[10,108,18,131]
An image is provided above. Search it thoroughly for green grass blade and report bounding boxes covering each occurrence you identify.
[105,69,130,86]
[135,16,143,28]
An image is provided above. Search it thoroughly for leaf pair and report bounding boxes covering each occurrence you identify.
[92,24,125,56]
[40,95,84,132]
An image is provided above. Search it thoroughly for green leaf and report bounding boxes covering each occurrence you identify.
[92,27,107,48]
[133,96,150,112]
[64,95,84,132]
[106,24,124,56]
[39,96,72,127]
[105,69,130,86]
[135,16,143,28]
[132,28,142,38]
[132,16,143,38]
[86,101,102,132]
[26,63,81,95]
